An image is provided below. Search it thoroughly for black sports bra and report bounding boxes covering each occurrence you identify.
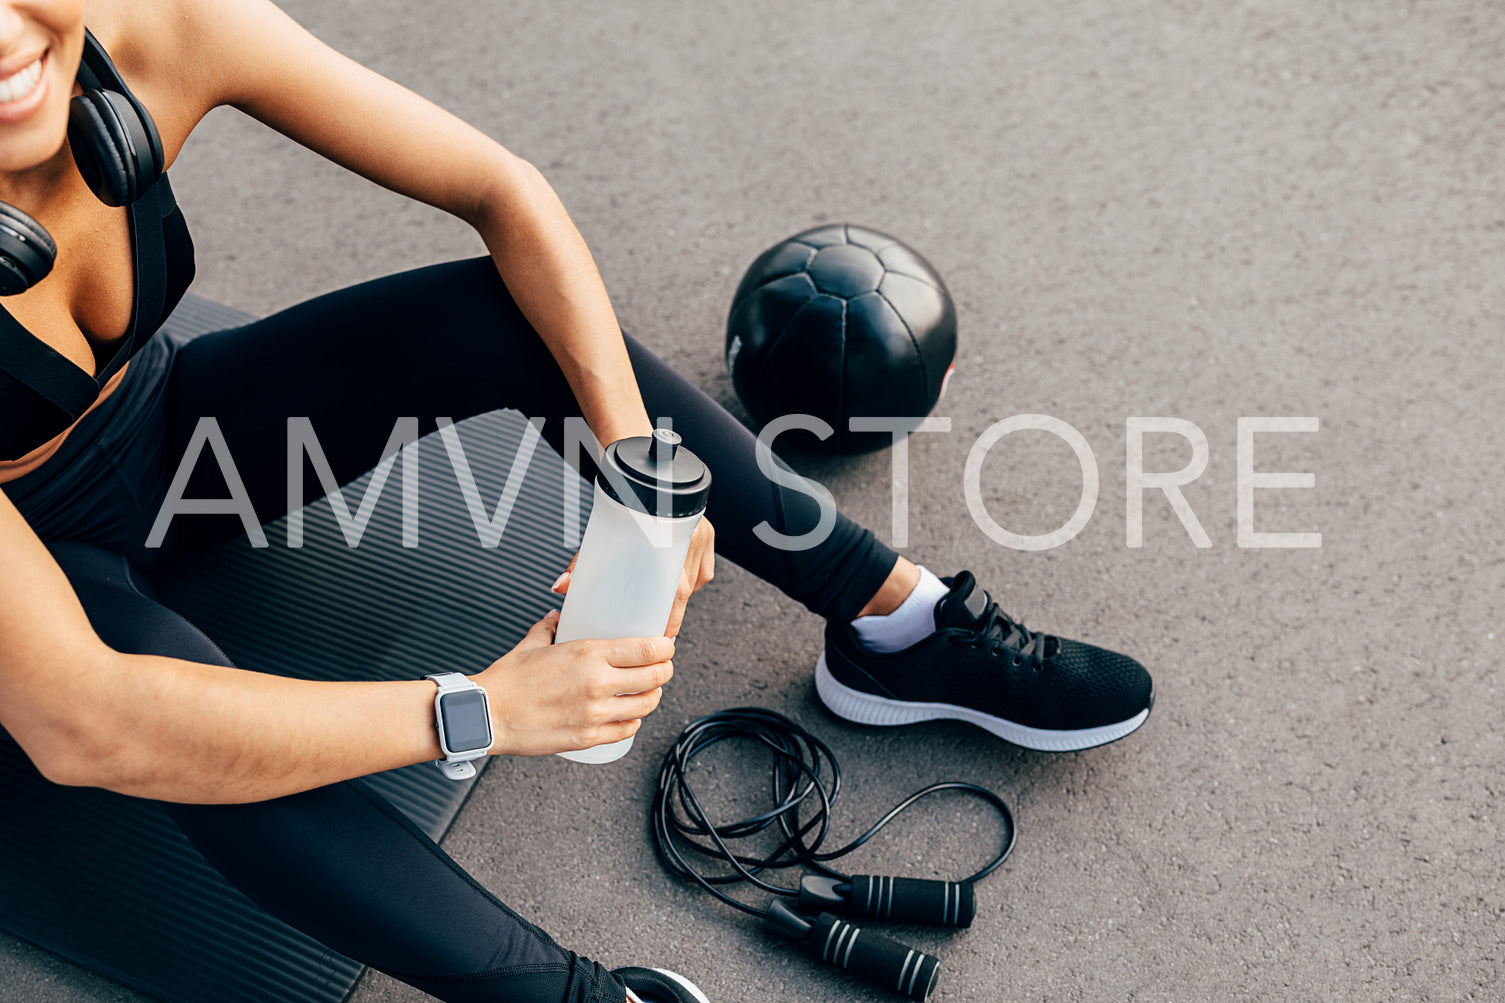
[0,44,195,464]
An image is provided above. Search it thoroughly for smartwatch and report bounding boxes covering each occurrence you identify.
[425,672,494,780]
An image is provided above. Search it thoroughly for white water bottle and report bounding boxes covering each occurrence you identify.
[555,429,711,764]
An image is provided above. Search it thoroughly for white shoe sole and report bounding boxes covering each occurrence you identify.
[648,968,711,1003]
[816,651,1151,752]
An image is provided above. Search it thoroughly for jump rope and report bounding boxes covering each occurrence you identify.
[649,708,1015,1001]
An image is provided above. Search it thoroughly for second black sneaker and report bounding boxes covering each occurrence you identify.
[615,966,711,1003]
[816,571,1153,752]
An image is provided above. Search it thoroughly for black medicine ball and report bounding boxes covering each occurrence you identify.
[725,224,957,454]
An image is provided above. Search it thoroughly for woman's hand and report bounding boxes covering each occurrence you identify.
[475,610,674,757]
[666,517,715,638]
[551,517,716,638]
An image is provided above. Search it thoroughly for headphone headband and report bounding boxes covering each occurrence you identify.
[77,29,129,93]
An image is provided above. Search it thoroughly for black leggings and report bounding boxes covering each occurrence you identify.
[17,258,898,1002]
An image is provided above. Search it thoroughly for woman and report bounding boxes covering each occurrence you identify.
[0,1,1153,1000]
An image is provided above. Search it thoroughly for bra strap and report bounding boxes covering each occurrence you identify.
[0,177,173,410]
[0,308,101,418]
[95,178,173,387]
[0,29,175,414]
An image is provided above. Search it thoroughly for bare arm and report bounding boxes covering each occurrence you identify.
[168,0,655,448]
[0,490,429,800]
[165,0,719,624]
[0,3,687,802]
[0,491,671,803]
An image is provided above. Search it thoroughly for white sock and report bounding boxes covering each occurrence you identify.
[850,565,949,653]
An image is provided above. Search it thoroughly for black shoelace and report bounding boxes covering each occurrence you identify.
[961,592,1055,666]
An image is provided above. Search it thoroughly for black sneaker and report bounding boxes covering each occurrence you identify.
[614,967,711,1003]
[816,571,1153,752]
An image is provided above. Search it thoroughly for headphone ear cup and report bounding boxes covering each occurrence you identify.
[0,203,57,296]
[68,91,132,207]
[67,89,162,207]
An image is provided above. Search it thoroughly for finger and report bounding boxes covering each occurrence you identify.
[601,660,673,697]
[690,524,715,594]
[664,594,687,639]
[605,687,663,723]
[664,572,693,638]
[550,552,581,593]
[591,718,642,747]
[601,634,675,667]
[517,609,559,648]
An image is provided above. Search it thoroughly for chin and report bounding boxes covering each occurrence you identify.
[0,64,73,174]
[0,118,70,175]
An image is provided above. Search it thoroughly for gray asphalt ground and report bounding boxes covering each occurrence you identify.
[3,0,1502,1000]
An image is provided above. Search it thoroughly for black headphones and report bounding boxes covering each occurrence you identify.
[0,29,165,296]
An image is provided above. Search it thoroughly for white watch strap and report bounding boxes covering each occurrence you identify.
[434,758,478,781]
[425,672,489,780]
[426,671,473,693]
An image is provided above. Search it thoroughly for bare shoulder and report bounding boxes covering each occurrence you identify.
[80,0,274,167]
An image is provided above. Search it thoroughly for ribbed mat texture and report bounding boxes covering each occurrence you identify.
[0,295,588,1002]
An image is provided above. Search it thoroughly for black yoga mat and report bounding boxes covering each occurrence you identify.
[0,295,585,1002]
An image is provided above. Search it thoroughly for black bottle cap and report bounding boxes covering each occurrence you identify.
[597,429,711,518]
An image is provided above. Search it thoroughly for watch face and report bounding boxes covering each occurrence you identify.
[438,689,492,753]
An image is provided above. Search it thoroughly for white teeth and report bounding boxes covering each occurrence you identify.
[0,57,43,105]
